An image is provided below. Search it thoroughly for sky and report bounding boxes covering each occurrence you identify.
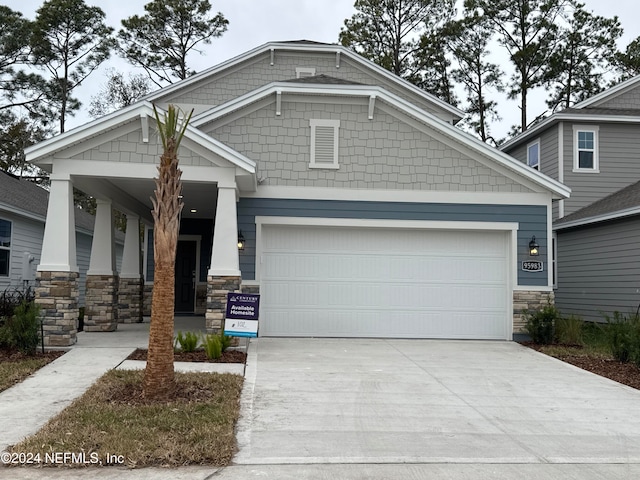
[5,0,640,139]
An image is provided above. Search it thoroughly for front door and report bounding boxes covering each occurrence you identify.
[175,240,197,313]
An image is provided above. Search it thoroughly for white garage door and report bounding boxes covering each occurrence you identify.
[259,224,510,339]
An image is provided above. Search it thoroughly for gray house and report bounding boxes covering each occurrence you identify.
[0,171,122,304]
[25,40,569,345]
[501,75,640,321]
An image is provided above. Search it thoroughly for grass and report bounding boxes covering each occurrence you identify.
[10,369,244,468]
[0,356,56,393]
[534,321,610,357]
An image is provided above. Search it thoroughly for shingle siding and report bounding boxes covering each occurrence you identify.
[596,89,640,109]
[207,99,530,192]
[555,217,640,322]
[237,198,548,286]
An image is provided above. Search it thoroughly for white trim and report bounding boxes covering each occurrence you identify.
[554,205,640,230]
[547,200,554,288]
[255,216,517,341]
[558,123,564,219]
[192,82,569,199]
[527,139,540,171]
[295,67,316,78]
[551,231,558,289]
[309,119,340,169]
[513,285,554,292]
[572,125,599,173]
[243,185,552,206]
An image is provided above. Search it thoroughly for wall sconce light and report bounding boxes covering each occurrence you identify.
[237,231,245,251]
[529,236,539,256]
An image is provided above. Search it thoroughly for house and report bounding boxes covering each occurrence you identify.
[25,40,569,346]
[501,75,640,322]
[0,170,123,305]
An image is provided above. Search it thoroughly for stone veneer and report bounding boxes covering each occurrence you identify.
[206,276,241,333]
[84,275,119,332]
[118,276,143,323]
[35,271,79,347]
[513,290,555,333]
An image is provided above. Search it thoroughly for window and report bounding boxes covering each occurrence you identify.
[527,140,540,170]
[309,119,340,169]
[573,126,599,171]
[296,67,316,78]
[0,219,11,277]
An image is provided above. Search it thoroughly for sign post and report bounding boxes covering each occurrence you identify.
[223,292,260,337]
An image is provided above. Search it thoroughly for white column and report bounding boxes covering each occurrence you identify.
[208,186,241,277]
[87,199,116,275]
[38,176,78,272]
[120,215,141,278]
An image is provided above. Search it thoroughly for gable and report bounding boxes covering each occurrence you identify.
[201,94,536,194]
[591,86,640,110]
[152,44,460,124]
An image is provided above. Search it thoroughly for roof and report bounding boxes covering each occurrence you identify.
[554,180,640,230]
[0,170,107,236]
[143,40,465,123]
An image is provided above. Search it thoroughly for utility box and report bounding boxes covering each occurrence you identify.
[22,251,36,282]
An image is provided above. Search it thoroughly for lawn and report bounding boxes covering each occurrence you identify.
[8,369,244,467]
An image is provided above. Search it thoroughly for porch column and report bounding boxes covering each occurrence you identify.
[118,214,143,323]
[206,186,241,332]
[84,199,118,332]
[35,176,79,347]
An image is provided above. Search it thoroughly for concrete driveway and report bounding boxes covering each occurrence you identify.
[235,338,640,467]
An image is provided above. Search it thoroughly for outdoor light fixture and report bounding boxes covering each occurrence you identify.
[237,231,245,251]
[529,236,539,256]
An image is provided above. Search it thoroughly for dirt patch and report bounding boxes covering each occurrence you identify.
[127,348,246,364]
[0,349,65,363]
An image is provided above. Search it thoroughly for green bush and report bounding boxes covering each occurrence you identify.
[555,315,584,346]
[174,331,200,353]
[202,334,222,360]
[524,304,561,345]
[219,332,233,352]
[0,301,40,355]
[603,312,640,364]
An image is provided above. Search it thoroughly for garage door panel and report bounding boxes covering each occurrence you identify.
[260,225,510,339]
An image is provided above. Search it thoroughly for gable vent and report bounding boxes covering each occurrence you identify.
[309,119,340,169]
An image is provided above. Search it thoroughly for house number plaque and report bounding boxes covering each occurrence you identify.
[522,261,543,272]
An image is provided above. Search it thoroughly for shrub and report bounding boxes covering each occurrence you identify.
[219,332,233,352]
[555,315,584,346]
[0,301,41,355]
[603,312,640,364]
[202,334,222,360]
[174,331,200,353]
[0,287,35,319]
[524,304,561,345]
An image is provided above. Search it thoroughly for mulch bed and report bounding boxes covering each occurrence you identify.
[522,342,640,391]
[127,348,246,364]
[0,349,66,363]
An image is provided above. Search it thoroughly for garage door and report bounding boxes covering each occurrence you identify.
[259,224,510,339]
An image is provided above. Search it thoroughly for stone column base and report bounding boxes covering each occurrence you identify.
[118,276,143,323]
[35,271,79,347]
[513,290,555,333]
[206,276,241,333]
[84,274,119,332]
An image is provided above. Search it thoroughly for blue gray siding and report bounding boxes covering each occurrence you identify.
[555,216,640,322]
[237,198,548,286]
[0,212,43,291]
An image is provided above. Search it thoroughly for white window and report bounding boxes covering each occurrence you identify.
[527,140,540,170]
[296,67,316,79]
[0,218,11,277]
[573,126,599,172]
[309,119,340,169]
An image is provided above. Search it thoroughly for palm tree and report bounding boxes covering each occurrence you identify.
[144,104,193,400]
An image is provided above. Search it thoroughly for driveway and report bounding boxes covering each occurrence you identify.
[235,338,640,466]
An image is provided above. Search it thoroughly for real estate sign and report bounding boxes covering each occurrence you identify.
[223,293,260,337]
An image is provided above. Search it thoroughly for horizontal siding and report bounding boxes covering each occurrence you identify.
[0,213,44,290]
[562,122,640,217]
[237,198,548,287]
[539,127,559,180]
[555,217,640,322]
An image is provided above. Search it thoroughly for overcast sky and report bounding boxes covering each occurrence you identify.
[5,0,640,139]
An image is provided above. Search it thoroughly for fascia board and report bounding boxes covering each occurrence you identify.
[145,41,464,120]
[196,82,570,199]
[554,207,640,231]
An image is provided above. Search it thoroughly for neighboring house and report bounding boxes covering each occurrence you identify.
[0,171,123,304]
[25,40,569,346]
[501,75,640,322]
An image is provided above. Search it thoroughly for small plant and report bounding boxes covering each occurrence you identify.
[524,304,561,345]
[555,315,584,346]
[202,334,222,360]
[219,332,233,352]
[0,301,40,355]
[174,331,200,353]
[603,311,640,364]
